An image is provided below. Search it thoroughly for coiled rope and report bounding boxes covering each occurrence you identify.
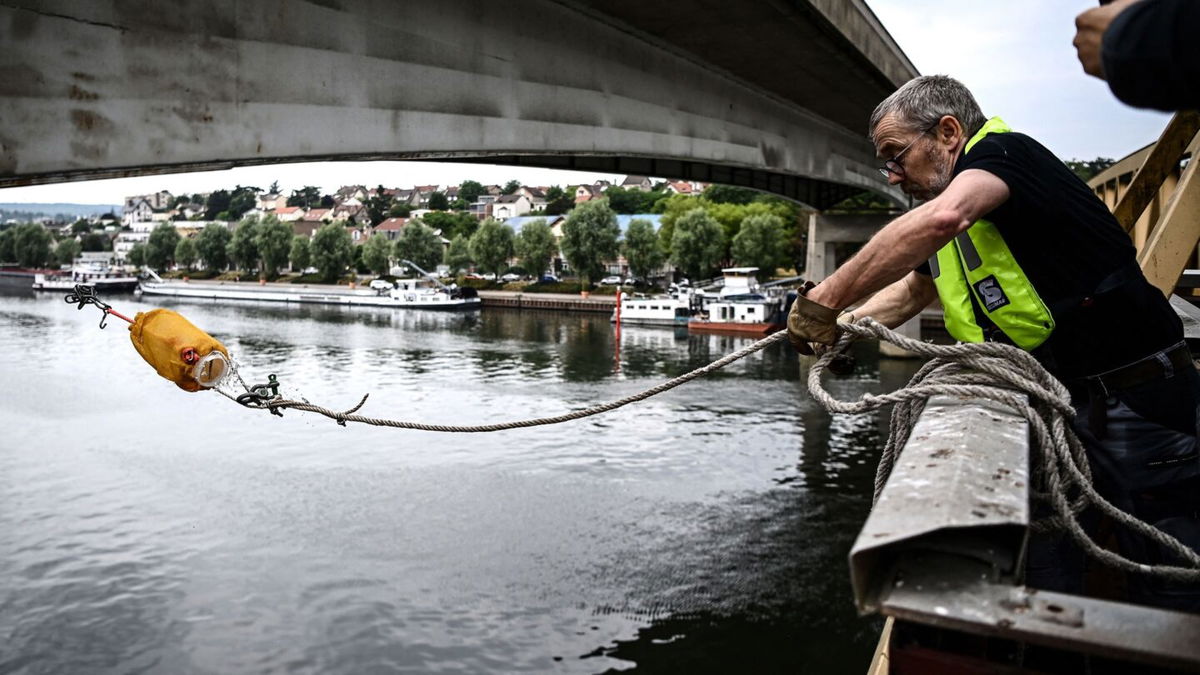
[813,318,1200,583]
[223,318,1200,581]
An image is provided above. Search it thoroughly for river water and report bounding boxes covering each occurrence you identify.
[0,289,922,674]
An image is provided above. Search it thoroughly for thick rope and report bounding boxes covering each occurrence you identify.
[225,330,790,432]
[811,318,1200,583]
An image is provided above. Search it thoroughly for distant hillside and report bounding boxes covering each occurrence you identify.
[0,202,122,222]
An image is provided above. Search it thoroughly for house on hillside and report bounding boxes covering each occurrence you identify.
[347,222,373,244]
[515,186,547,210]
[413,185,439,208]
[470,194,497,220]
[303,208,332,224]
[374,217,407,241]
[492,194,532,220]
[256,192,285,211]
[122,198,155,227]
[620,175,653,191]
[274,206,306,222]
[335,185,368,203]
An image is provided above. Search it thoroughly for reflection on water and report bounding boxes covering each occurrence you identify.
[0,290,923,674]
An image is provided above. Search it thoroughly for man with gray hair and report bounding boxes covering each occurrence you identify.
[788,75,1199,607]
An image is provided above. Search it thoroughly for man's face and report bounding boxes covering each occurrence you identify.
[873,113,954,201]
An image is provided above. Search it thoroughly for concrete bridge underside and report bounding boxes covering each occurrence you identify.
[0,0,915,209]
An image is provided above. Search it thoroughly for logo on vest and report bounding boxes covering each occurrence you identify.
[973,275,1010,312]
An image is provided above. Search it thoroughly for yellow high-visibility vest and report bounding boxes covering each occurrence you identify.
[930,117,1055,350]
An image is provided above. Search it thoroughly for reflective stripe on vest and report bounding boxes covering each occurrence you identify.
[929,117,1056,350]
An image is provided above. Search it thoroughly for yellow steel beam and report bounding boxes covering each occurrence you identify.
[1113,111,1200,232]
[1138,154,1200,295]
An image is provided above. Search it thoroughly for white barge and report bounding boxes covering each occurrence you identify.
[138,266,480,311]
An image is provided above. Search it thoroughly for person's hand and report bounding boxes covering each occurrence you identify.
[786,283,839,354]
[805,312,860,357]
[1074,0,1143,79]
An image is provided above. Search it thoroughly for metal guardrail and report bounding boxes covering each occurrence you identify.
[849,390,1200,671]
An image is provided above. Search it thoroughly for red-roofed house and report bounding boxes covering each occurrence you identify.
[304,208,333,223]
[374,217,408,241]
[275,206,306,222]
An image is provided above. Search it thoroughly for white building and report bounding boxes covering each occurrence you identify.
[492,194,532,219]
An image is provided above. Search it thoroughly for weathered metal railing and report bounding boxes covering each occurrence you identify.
[850,297,1200,673]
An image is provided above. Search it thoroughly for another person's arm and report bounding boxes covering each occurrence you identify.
[1075,0,1200,111]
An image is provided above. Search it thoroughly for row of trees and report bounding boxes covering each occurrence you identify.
[0,223,96,268]
[438,197,794,285]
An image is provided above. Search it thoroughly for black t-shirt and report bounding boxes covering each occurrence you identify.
[916,131,1181,377]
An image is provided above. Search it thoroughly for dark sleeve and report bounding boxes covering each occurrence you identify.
[1102,0,1200,111]
[915,260,931,275]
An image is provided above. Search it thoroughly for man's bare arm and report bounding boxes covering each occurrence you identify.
[807,169,1009,310]
[848,271,938,329]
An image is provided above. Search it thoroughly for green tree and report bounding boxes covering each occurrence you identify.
[670,208,724,281]
[603,186,670,214]
[205,189,231,220]
[514,218,556,277]
[174,237,198,271]
[362,233,393,276]
[427,191,449,211]
[468,219,515,277]
[287,185,321,208]
[395,221,444,272]
[195,223,231,272]
[227,216,261,273]
[1064,157,1117,182]
[623,218,663,281]
[702,184,759,204]
[367,185,392,225]
[560,199,620,286]
[268,180,280,195]
[81,232,109,252]
[544,185,573,215]
[0,228,13,262]
[70,219,91,236]
[311,222,353,282]
[290,235,311,272]
[501,180,521,195]
[388,202,412,218]
[458,180,485,205]
[146,222,181,270]
[14,225,54,268]
[443,234,472,274]
[352,241,368,274]
[228,185,261,219]
[55,237,82,266]
[421,211,478,240]
[127,243,148,268]
[731,213,786,277]
[255,215,293,279]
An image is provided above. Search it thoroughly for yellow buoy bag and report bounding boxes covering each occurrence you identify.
[128,308,229,392]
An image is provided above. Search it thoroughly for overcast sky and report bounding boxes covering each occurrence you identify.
[0,1,1169,206]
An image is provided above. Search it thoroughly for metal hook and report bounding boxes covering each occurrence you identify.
[63,284,133,329]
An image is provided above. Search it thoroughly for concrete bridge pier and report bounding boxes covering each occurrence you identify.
[804,211,923,357]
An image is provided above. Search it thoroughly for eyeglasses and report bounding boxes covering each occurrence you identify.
[878,124,937,178]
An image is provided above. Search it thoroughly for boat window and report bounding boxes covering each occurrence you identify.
[747,307,756,314]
